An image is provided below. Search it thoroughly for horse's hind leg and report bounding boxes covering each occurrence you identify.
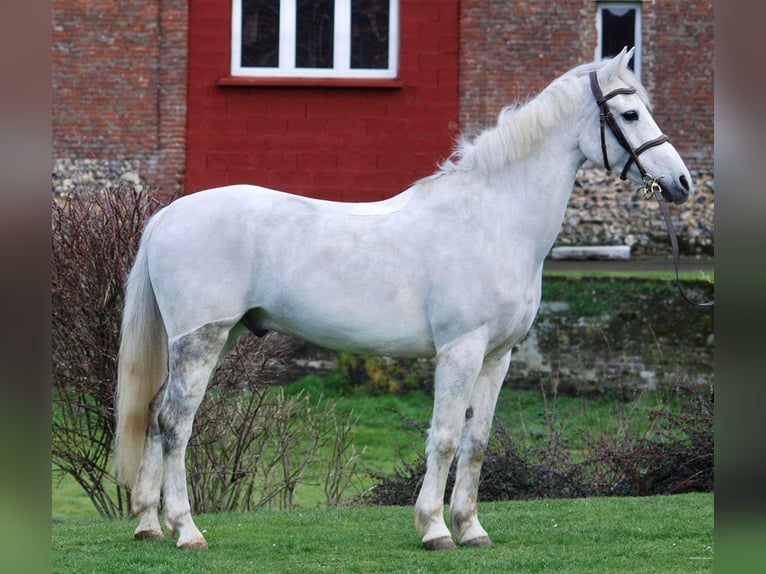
[159,322,233,549]
[130,383,169,541]
[449,347,511,547]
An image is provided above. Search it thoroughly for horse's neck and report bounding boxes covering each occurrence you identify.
[494,124,585,259]
[410,114,585,265]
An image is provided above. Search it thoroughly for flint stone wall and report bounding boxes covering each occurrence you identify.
[561,167,714,256]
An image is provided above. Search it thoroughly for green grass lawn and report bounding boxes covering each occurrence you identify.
[52,472,101,521]
[52,492,713,573]
[542,268,714,282]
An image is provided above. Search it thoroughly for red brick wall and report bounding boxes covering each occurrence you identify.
[185,0,459,201]
[460,0,593,133]
[459,0,713,174]
[642,0,714,173]
[52,0,187,195]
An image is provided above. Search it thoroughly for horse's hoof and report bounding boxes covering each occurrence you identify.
[462,535,492,548]
[134,529,164,541]
[423,536,457,551]
[178,539,209,551]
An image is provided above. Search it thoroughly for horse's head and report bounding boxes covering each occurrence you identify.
[579,48,692,205]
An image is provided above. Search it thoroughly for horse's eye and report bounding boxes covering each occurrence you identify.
[622,110,639,122]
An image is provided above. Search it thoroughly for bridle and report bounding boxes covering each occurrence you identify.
[588,70,669,185]
[588,70,713,308]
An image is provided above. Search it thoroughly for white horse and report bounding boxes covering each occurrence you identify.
[114,48,692,551]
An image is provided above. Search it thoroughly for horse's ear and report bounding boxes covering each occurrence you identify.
[624,46,636,66]
[598,46,632,85]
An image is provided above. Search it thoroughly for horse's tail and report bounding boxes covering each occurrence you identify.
[113,216,168,488]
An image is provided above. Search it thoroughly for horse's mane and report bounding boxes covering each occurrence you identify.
[433,60,650,177]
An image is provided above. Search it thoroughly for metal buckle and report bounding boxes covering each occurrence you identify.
[640,174,663,199]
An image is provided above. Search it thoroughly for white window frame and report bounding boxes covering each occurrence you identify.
[595,2,642,80]
[231,0,399,79]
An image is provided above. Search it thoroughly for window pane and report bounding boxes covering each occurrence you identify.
[602,7,636,70]
[296,0,335,68]
[351,0,389,69]
[241,0,280,68]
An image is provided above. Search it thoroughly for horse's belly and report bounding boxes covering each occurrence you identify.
[259,308,436,357]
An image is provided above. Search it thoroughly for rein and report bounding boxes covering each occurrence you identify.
[651,187,714,308]
[588,71,713,308]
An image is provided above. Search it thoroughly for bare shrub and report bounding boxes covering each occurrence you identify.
[322,407,367,507]
[52,186,164,517]
[586,383,714,496]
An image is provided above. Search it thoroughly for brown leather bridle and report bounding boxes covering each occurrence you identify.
[588,70,713,308]
[589,70,670,183]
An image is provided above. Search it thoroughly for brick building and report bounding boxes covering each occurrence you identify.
[52,0,188,195]
[52,0,713,252]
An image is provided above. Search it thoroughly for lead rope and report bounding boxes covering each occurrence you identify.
[643,176,714,308]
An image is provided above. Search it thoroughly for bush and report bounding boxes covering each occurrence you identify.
[52,186,164,517]
[588,384,714,496]
[366,384,713,505]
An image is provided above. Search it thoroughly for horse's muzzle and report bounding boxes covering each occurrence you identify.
[660,178,690,205]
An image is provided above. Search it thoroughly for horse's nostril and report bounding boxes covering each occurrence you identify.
[679,174,690,192]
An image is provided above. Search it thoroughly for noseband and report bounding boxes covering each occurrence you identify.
[588,71,669,187]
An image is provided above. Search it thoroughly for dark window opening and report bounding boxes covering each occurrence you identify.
[296,0,335,68]
[241,0,280,68]
[351,0,390,69]
[601,7,636,71]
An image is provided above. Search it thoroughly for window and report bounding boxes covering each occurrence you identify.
[596,2,641,79]
[232,0,399,79]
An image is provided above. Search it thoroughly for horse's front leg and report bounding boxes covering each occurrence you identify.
[415,328,487,550]
[450,346,511,547]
